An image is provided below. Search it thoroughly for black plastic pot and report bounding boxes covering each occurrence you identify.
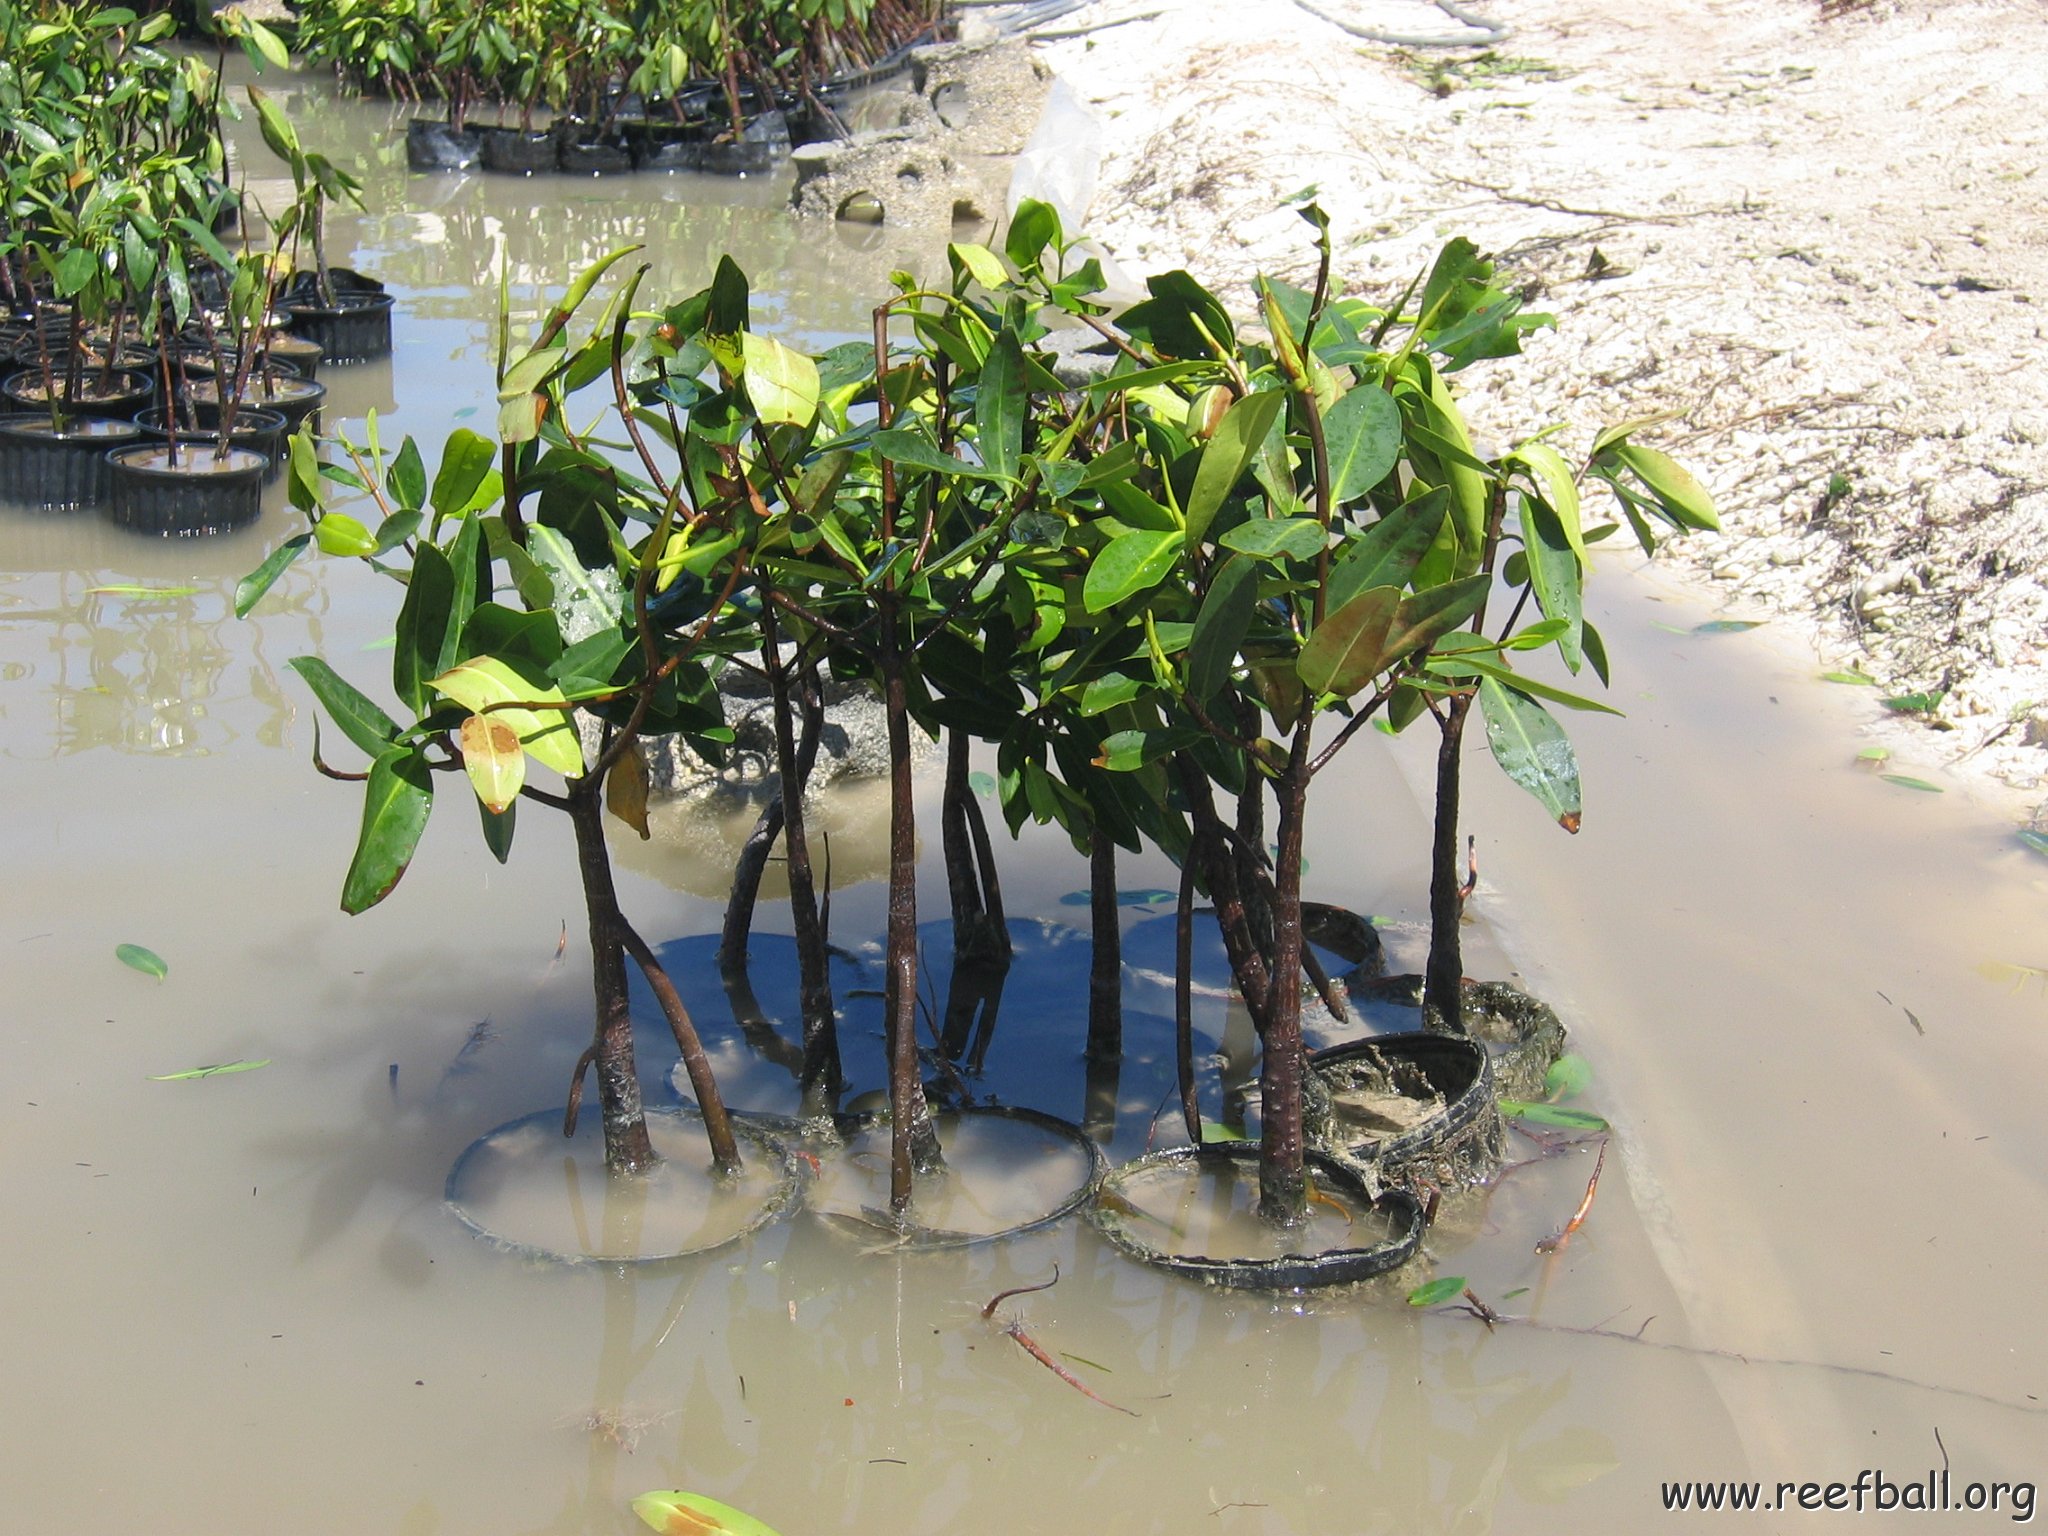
[105,442,267,536]
[1,366,156,422]
[1309,1031,1504,1190]
[559,132,634,175]
[281,291,395,365]
[188,375,326,437]
[480,126,561,174]
[262,332,324,380]
[1090,1144,1427,1290]
[0,413,141,510]
[136,406,287,485]
[405,116,483,171]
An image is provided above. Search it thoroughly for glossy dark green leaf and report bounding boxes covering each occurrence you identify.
[1084,528,1181,613]
[1326,490,1448,614]
[1406,1275,1467,1307]
[1383,575,1491,669]
[1423,642,1624,716]
[389,436,427,511]
[1518,495,1584,670]
[1117,268,1234,360]
[233,533,310,618]
[1077,671,1145,717]
[1297,585,1400,697]
[1217,517,1324,563]
[1188,555,1258,703]
[1004,198,1061,276]
[1478,677,1582,832]
[707,255,749,337]
[1322,383,1401,503]
[341,746,434,914]
[287,656,402,758]
[1186,391,1285,547]
[478,796,516,864]
[116,943,167,981]
[976,330,1027,482]
[873,426,1016,484]
[394,543,454,717]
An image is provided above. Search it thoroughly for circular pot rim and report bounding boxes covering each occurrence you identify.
[444,1104,803,1265]
[1308,1030,1495,1173]
[1090,1142,1427,1290]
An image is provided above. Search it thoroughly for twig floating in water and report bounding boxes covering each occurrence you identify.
[1535,1138,1606,1254]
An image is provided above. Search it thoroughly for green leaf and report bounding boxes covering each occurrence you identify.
[1321,384,1401,503]
[1497,1100,1610,1131]
[1880,774,1944,793]
[150,1059,271,1081]
[1003,199,1061,276]
[1604,443,1719,530]
[1821,668,1878,686]
[1544,1053,1592,1103]
[1416,238,1485,333]
[1188,555,1257,702]
[429,657,585,778]
[430,429,496,519]
[1857,746,1890,763]
[389,437,427,511]
[873,426,1016,484]
[2017,829,2048,859]
[234,534,310,618]
[975,330,1027,481]
[633,1491,783,1536]
[393,544,455,716]
[1186,391,1285,547]
[459,712,526,813]
[1077,671,1145,717]
[949,241,1009,289]
[1382,576,1492,669]
[244,17,290,70]
[1694,619,1764,634]
[1326,490,1448,614]
[740,331,820,428]
[1517,496,1583,670]
[1512,443,1587,565]
[1478,678,1582,832]
[478,796,516,863]
[287,657,402,758]
[1882,691,1945,715]
[315,512,377,558]
[498,343,566,401]
[246,85,299,163]
[115,943,168,981]
[1084,528,1181,613]
[1200,1120,1248,1144]
[1218,516,1324,562]
[341,747,434,914]
[1406,1275,1467,1307]
[1297,585,1400,698]
[1423,643,1624,716]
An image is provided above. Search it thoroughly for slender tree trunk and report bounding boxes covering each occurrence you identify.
[717,796,785,971]
[1173,754,1272,1030]
[941,729,1011,964]
[1085,824,1121,1064]
[616,918,743,1173]
[568,788,658,1175]
[880,628,942,1212]
[1258,735,1314,1226]
[761,613,840,1095]
[1424,695,1474,1036]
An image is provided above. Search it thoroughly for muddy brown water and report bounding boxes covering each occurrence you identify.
[3,72,2045,1536]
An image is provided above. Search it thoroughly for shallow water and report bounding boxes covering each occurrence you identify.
[3,67,2045,1536]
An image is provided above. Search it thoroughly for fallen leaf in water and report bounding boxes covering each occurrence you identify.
[150,1059,270,1080]
[631,1492,783,1536]
[1880,774,1943,793]
[1498,1100,1610,1131]
[1979,960,2048,996]
[1821,669,1878,685]
[1407,1275,1467,1307]
[1544,1053,1592,1103]
[1694,619,1765,633]
[1857,746,1890,763]
[1881,691,1944,715]
[2017,830,2048,859]
[89,584,202,598]
[115,943,167,980]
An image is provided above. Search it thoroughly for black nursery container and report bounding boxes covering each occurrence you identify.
[0,413,141,510]
[105,443,267,537]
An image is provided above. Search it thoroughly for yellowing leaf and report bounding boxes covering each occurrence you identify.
[150,1059,271,1081]
[606,751,651,840]
[740,332,820,428]
[430,658,585,778]
[459,713,526,813]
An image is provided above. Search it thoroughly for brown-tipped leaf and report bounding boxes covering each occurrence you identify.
[459,713,525,813]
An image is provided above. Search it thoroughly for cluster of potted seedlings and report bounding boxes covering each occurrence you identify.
[288,0,946,174]
[250,201,1717,1284]
[0,3,389,535]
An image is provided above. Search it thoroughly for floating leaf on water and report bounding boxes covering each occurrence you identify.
[1498,1099,1610,1131]
[2017,830,2048,859]
[1058,887,1178,908]
[1406,1275,1467,1307]
[116,943,167,981]
[1880,774,1943,793]
[1199,1120,1247,1144]
[1500,1286,1530,1301]
[1856,746,1890,762]
[89,583,203,598]
[1650,621,1691,634]
[1821,669,1878,686]
[1544,1052,1592,1103]
[1693,619,1765,633]
[1980,960,2048,996]
[632,1491,783,1536]
[149,1059,271,1080]
[1881,691,1944,715]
